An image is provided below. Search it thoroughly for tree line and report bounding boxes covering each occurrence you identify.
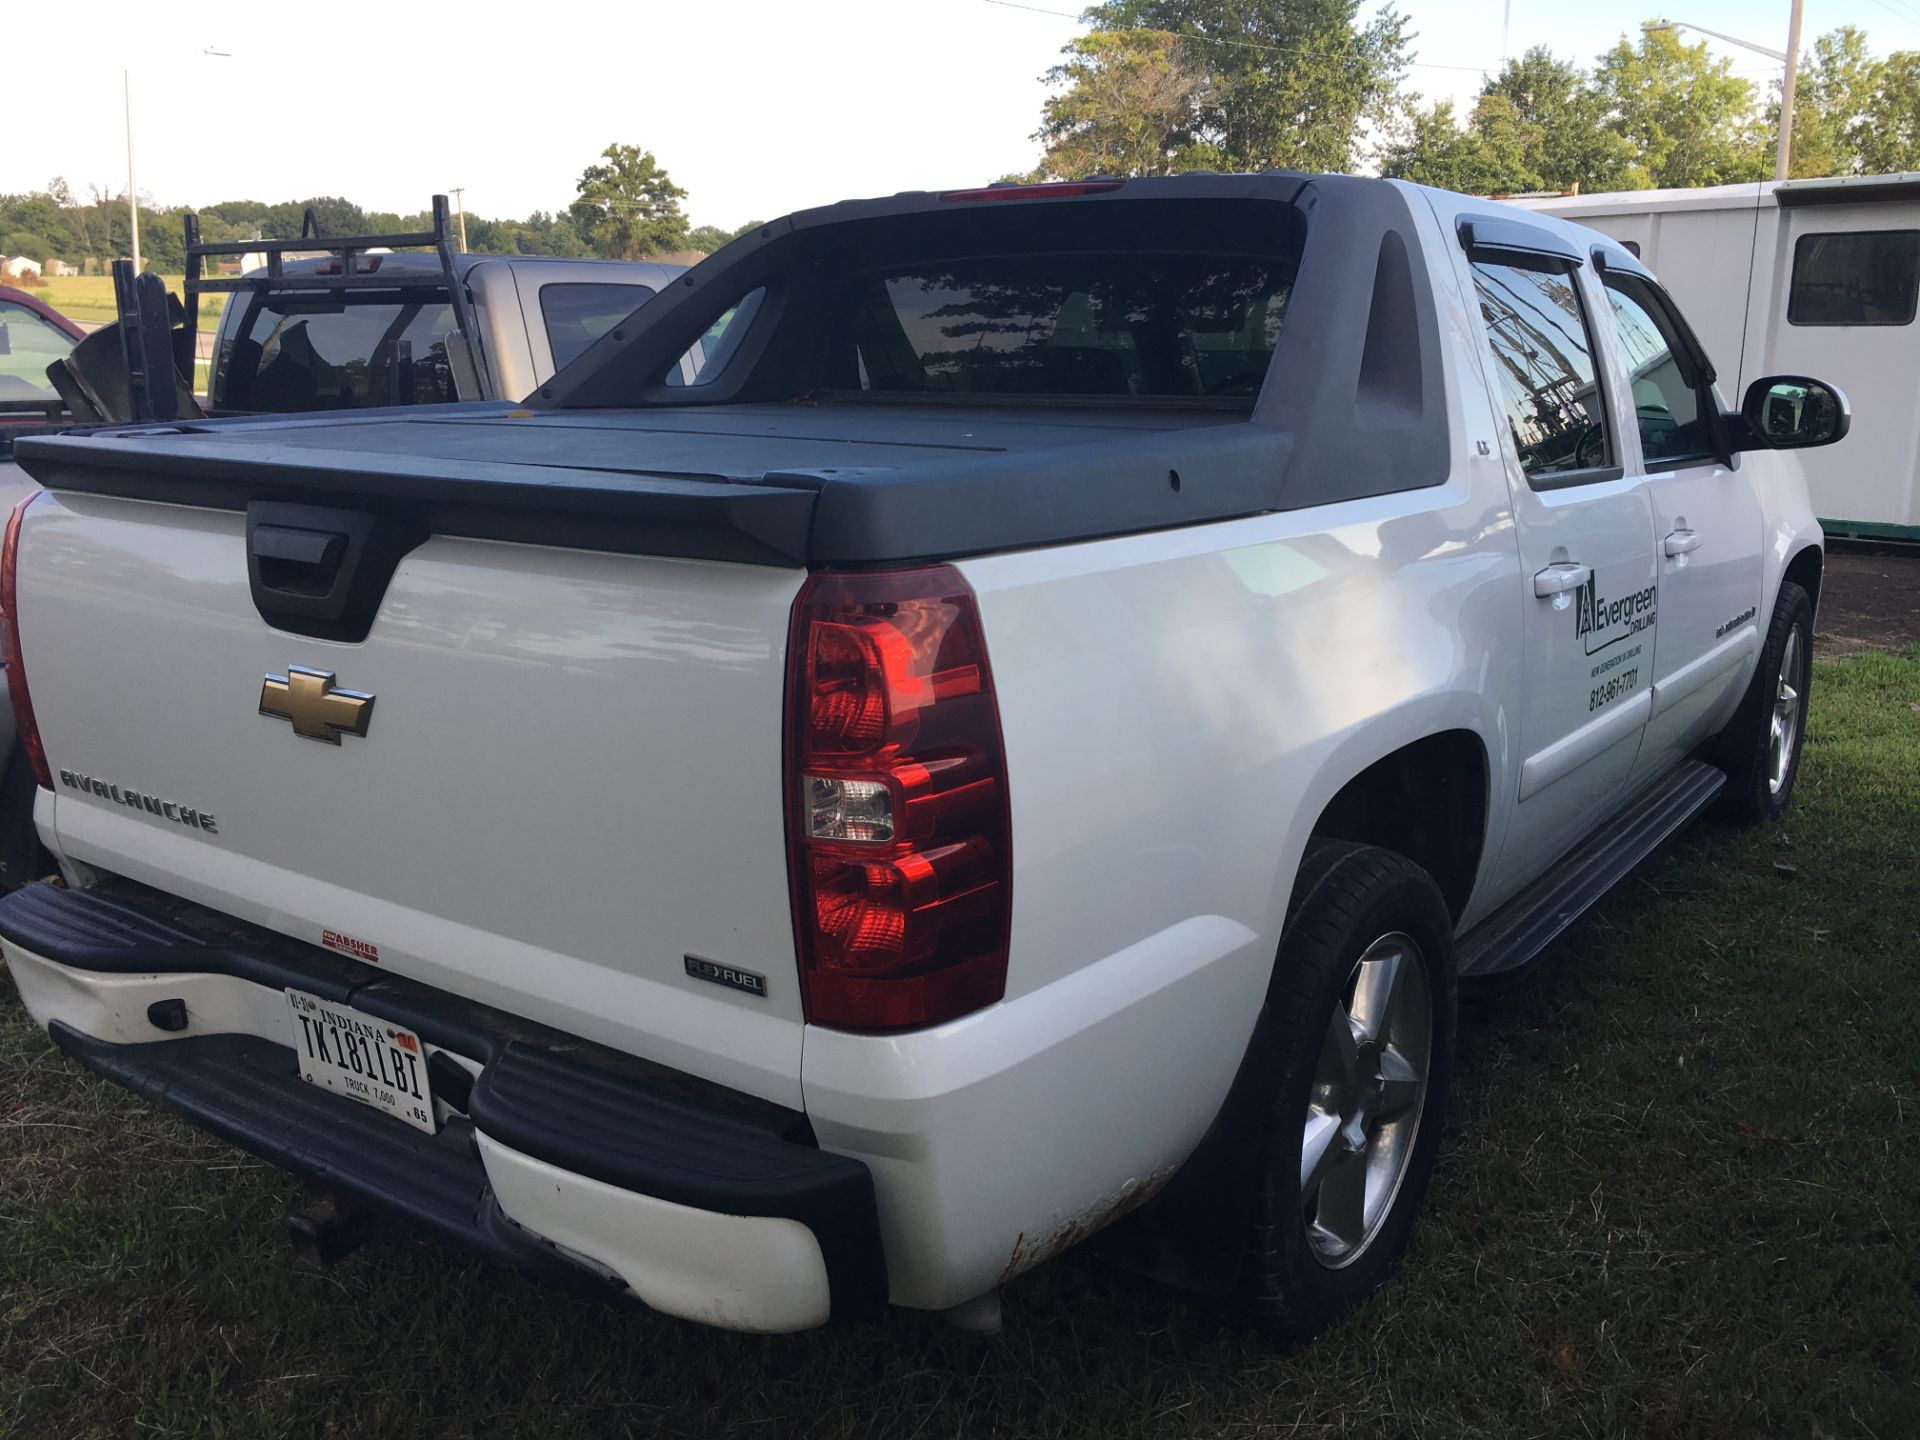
[1027,2,1920,193]
[9,12,1920,277]
[0,145,757,273]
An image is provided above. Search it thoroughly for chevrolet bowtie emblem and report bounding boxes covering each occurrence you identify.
[259,666,375,744]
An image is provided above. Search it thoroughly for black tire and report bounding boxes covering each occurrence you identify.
[1235,841,1457,1341]
[1713,580,1814,826]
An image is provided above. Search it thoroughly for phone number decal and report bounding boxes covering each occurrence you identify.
[1590,667,1639,712]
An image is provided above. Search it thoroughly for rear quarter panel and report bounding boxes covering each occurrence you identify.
[965,472,1522,1017]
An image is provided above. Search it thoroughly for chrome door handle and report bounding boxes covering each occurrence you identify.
[1664,529,1704,557]
[1533,561,1591,598]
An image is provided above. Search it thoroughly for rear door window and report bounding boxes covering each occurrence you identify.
[1470,257,1614,483]
[1788,230,1920,326]
[214,294,458,412]
[539,282,654,370]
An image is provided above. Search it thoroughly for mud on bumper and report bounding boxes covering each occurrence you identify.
[0,879,886,1332]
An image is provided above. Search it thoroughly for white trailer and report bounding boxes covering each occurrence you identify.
[1524,174,1920,540]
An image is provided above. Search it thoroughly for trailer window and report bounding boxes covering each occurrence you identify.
[1471,258,1614,483]
[1788,230,1920,326]
[540,282,654,370]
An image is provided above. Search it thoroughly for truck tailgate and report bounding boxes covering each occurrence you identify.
[13,489,810,1106]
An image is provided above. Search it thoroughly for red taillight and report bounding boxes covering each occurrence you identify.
[0,494,51,791]
[940,181,1125,202]
[785,567,1012,1032]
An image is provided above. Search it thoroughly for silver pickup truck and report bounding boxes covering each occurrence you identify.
[204,251,685,415]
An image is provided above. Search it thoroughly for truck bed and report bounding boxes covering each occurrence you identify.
[13,401,1282,567]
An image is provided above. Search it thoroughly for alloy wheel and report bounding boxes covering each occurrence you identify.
[1769,625,1807,796]
[1300,931,1433,1268]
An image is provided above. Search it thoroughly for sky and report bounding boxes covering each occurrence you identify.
[9,0,1920,232]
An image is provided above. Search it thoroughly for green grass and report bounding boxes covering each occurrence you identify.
[30,275,226,330]
[3,651,1917,1439]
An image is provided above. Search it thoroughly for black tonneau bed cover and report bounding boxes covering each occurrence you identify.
[14,172,1454,566]
[12,402,1268,566]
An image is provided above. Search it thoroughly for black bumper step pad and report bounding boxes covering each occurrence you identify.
[3,877,889,1319]
[49,1024,610,1295]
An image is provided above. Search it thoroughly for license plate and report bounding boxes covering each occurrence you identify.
[285,988,435,1134]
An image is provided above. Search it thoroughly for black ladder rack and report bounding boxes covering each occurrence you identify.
[179,193,490,399]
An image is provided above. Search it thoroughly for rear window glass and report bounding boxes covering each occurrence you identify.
[826,254,1292,400]
[1788,230,1920,326]
[214,294,458,412]
[540,282,653,370]
[667,289,765,388]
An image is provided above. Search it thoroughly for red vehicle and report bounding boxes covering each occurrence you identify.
[0,285,86,440]
[0,284,84,887]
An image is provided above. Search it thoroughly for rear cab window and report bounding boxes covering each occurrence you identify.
[213,292,459,413]
[622,197,1307,411]
[539,282,654,370]
[1788,230,1920,326]
[1469,256,1615,484]
[827,255,1291,400]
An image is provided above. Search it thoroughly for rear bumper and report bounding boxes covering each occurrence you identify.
[0,880,885,1333]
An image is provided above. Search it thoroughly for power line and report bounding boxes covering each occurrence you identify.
[976,0,1503,74]
[1869,0,1920,31]
[982,0,1920,80]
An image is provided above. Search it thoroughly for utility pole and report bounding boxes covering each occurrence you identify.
[124,70,141,273]
[1643,15,1801,178]
[122,49,231,275]
[1776,0,1805,181]
[450,187,469,251]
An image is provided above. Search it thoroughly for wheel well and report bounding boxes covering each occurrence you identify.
[1783,545,1823,616]
[1309,731,1487,922]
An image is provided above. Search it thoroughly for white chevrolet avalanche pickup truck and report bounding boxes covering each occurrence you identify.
[0,174,1846,1339]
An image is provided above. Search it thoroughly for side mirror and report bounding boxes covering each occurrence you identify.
[1737,374,1851,450]
[0,320,11,357]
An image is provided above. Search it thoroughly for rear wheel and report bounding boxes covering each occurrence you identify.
[1237,842,1456,1340]
[1715,580,1814,826]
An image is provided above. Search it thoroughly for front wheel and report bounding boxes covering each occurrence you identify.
[1715,580,1814,826]
[1236,842,1456,1341]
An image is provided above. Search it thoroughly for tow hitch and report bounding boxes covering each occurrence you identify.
[286,1189,372,1269]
